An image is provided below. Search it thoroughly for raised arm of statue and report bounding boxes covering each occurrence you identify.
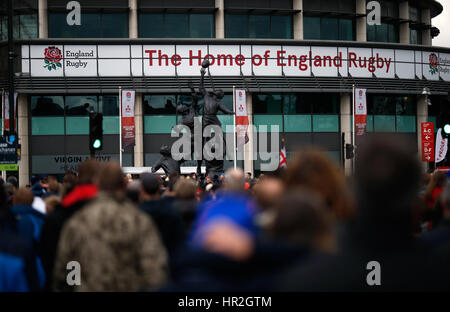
[200,68,208,97]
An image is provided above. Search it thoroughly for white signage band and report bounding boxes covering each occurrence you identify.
[21,44,450,81]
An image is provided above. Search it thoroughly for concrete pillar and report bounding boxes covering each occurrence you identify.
[18,94,29,187]
[422,9,432,46]
[215,0,225,38]
[356,0,366,42]
[38,0,48,38]
[417,95,429,172]
[243,92,254,177]
[293,0,303,40]
[399,1,409,44]
[134,94,144,167]
[340,93,352,176]
[129,0,138,38]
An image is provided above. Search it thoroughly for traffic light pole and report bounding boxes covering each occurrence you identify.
[7,0,15,138]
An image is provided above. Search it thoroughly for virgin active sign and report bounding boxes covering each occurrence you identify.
[21,44,450,81]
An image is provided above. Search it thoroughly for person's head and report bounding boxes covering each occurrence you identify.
[174,178,197,200]
[355,135,421,232]
[246,172,252,180]
[98,162,126,194]
[13,187,34,206]
[253,176,284,211]
[284,148,354,220]
[223,168,245,192]
[4,183,15,207]
[44,195,60,214]
[62,171,78,197]
[166,172,180,195]
[126,180,141,205]
[271,189,336,253]
[140,173,161,201]
[31,182,45,198]
[78,159,99,185]
[214,89,224,99]
[440,182,450,219]
[6,176,18,191]
[47,175,60,193]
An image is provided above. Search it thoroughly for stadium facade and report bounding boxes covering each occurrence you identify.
[0,0,449,185]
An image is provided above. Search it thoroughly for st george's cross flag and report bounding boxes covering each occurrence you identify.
[279,141,287,168]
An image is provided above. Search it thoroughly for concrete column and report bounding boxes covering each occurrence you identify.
[356,0,366,42]
[340,93,352,176]
[38,0,48,38]
[129,0,138,39]
[215,0,225,39]
[399,1,409,44]
[243,92,254,177]
[293,0,303,40]
[422,9,432,46]
[134,94,144,167]
[18,95,29,187]
[417,95,429,172]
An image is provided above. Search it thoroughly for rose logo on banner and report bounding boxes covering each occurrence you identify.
[43,46,62,71]
[429,53,439,75]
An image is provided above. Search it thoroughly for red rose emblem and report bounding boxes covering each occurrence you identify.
[429,53,439,75]
[429,53,438,68]
[44,46,62,63]
[43,46,63,71]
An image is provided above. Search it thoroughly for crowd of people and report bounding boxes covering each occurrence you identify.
[0,135,449,292]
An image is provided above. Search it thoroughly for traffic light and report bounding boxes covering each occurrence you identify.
[89,112,103,151]
[345,144,355,159]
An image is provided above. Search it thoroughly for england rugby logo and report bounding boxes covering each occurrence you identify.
[429,53,439,75]
[43,46,62,71]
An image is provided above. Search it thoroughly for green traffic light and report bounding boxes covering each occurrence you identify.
[93,139,102,149]
[444,124,450,135]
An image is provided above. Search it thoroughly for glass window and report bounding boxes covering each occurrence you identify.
[225,14,248,38]
[144,95,177,115]
[31,96,64,116]
[312,115,339,132]
[339,18,353,41]
[367,23,398,43]
[284,115,312,132]
[374,115,396,132]
[140,13,214,38]
[1,13,37,39]
[65,96,98,116]
[66,117,89,135]
[254,115,283,132]
[226,14,292,39]
[49,12,128,38]
[253,94,282,114]
[100,96,119,116]
[190,14,214,38]
[303,16,320,40]
[321,18,338,40]
[144,116,177,134]
[32,117,65,135]
[102,13,128,38]
[249,15,271,38]
[271,15,292,39]
[140,13,164,38]
[165,14,189,38]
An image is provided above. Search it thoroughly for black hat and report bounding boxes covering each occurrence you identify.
[141,173,161,195]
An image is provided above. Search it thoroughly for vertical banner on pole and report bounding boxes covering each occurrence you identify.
[4,92,18,134]
[354,88,367,136]
[435,128,448,164]
[421,122,435,162]
[121,90,136,148]
[234,89,249,146]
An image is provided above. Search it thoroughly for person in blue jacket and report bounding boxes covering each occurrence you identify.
[0,183,39,291]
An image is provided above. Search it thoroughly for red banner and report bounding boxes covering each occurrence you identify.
[354,88,367,136]
[421,122,435,162]
[3,92,18,134]
[121,90,135,148]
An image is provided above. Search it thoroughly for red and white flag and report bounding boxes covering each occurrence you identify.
[121,90,135,148]
[354,88,367,136]
[234,89,249,146]
[279,142,287,168]
[435,128,448,163]
[3,91,18,134]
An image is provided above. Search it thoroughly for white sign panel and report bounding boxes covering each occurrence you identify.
[21,44,450,82]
